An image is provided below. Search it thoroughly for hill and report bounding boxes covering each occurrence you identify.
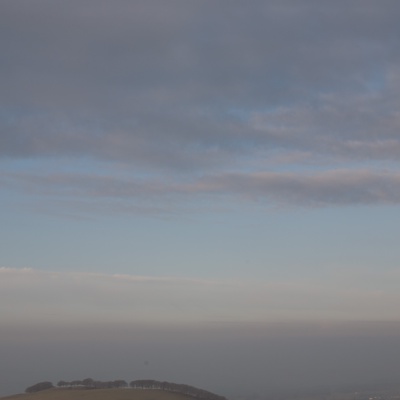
[0,388,201,400]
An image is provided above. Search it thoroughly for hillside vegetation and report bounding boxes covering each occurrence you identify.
[0,388,199,400]
[1,380,227,400]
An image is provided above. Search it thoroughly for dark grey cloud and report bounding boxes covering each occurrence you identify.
[2,1,400,172]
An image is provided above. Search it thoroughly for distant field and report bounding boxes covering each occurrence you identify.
[0,388,194,400]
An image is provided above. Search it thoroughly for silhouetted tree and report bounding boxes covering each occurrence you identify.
[25,381,54,393]
[82,378,95,387]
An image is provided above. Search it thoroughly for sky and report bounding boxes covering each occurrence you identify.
[2,0,400,397]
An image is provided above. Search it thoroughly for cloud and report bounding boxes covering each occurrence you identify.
[1,267,400,326]
[2,1,400,215]
[194,169,400,207]
[1,0,400,172]
[3,169,400,215]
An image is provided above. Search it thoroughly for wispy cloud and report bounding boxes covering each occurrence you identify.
[1,267,400,325]
[3,169,400,215]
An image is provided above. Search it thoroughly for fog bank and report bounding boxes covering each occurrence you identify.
[2,320,400,398]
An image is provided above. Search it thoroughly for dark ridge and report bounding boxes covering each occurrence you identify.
[25,378,227,400]
[25,382,54,393]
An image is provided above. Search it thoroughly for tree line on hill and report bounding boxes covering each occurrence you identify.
[57,378,128,389]
[25,379,128,392]
[25,378,227,400]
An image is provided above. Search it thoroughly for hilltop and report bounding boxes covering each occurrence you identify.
[0,380,227,400]
[0,388,196,400]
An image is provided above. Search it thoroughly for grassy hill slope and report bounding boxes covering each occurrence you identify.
[1,388,195,400]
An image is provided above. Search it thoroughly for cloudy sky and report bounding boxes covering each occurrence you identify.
[2,0,400,397]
